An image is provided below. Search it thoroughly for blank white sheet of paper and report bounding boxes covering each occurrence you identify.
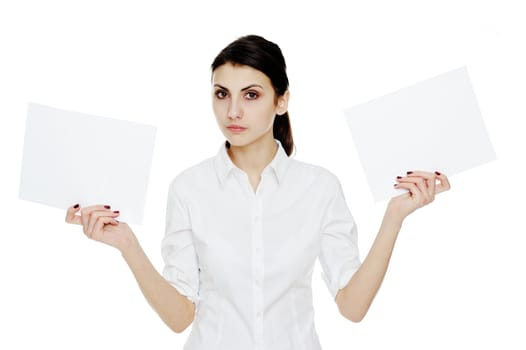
[343,66,496,202]
[18,103,157,224]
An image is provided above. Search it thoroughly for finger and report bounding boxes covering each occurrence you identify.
[65,204,82,225]
[405,170,437,179]
[397,175,429,199]
[402,171,437,200]
[399,181,436,209]
[434,171,451,194]
[87,210,120,237]
[81,204,113,216]
[90,216,120,242]
[80,204,113,230]
[395,181,421,201]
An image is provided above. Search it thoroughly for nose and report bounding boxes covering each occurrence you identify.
[227,97,242,120]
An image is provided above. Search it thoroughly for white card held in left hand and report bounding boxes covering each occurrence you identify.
[344,66,496,202]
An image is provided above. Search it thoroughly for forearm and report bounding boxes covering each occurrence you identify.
[121,243,195,333]
[336,212,403,322]
[336,171,450,322]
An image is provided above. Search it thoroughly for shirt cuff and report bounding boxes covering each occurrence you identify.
[322,261,361,300]
[163,267,200,305]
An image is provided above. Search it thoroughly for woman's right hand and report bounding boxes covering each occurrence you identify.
[65,204,138,253]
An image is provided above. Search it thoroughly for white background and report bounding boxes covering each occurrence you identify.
[1,1,524,349]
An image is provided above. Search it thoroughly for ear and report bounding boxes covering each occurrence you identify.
[276,90,290,115]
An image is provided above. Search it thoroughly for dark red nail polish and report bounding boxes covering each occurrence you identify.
[393,183,398,187]
[104,205,111,209]
[396,176,402,179]
[435,171,441,176]
[407,171,413,175]
[113,210,120,214]
[73,204,79,209]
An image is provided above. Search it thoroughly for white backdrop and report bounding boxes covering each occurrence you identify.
[1,1,524,349]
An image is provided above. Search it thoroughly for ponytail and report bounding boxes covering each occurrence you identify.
[273,112,294,156]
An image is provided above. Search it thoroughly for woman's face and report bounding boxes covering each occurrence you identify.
[212,63,288,149]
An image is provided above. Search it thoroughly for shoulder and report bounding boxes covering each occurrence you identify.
[168,156,216,196]
[287,157,342,191]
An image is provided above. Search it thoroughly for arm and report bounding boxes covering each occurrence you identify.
[65,205,195,333]
[121,240,195,333]
[335,209,401,322]
[336,171,451,322]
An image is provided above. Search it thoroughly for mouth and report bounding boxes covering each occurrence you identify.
[226,125,247,133]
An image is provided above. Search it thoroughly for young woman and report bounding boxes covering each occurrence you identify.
[65,35,450,349]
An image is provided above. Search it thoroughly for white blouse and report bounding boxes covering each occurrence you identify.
[161,139,361,350]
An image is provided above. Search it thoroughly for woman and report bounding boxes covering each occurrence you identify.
[65,35,450,349]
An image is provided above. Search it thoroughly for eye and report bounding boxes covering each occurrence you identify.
[215,89,228,99]
[245,91,259,100]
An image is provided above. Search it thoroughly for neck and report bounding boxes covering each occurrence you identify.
[227,135,278,177]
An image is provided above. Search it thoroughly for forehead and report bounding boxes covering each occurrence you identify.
[212,63,272,88]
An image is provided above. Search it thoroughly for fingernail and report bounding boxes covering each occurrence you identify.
[73,204,79,209]
[394,183,398,187]
[396,176,402,179]
[435,171,441,176]
[407,171,413,175]
[113,210,120,214]
[104,205,111,209]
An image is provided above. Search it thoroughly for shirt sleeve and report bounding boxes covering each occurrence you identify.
[319,174,361,301]
[161,178,200,305]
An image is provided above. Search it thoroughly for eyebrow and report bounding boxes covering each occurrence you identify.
[213,83,264,91]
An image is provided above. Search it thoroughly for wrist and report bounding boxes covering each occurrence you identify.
[119,233,142,259]
[381,208,404,233]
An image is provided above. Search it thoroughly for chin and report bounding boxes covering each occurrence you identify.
[226,139,249,148]
[223,130,271,149]
[221,132,245,146]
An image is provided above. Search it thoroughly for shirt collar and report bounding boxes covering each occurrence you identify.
[214,139,290,187]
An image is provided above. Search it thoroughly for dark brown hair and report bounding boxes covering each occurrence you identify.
[211,35,294,156]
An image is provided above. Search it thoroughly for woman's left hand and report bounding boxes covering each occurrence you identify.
[387,170,451,221]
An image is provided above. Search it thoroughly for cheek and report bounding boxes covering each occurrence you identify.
[248,101,277,124]
[263,106,278,126]
[212,101,225,118]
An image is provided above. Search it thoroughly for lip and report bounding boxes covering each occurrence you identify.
[226,125,247,133]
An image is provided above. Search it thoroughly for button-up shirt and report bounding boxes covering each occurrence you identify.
[162,139,361,350]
